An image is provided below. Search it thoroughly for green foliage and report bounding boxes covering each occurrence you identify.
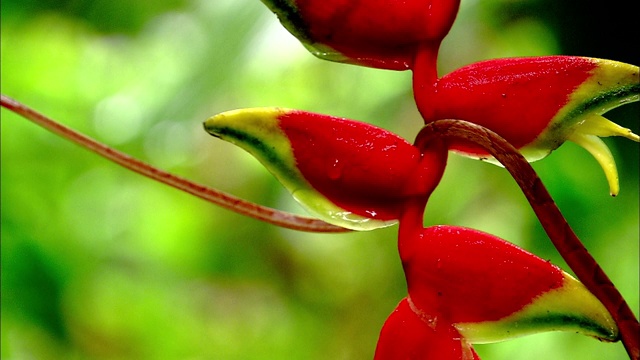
[1,0,637,359]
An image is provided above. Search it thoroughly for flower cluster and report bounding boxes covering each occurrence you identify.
[203,1,639,359]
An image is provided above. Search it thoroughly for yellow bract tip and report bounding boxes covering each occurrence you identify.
[577,114,639,142]
[455,273,618,344]
[568,131,620,196]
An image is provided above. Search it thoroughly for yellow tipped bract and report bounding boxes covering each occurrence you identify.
[455,272,618,344]
[204,108,396,230]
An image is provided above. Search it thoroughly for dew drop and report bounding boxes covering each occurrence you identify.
[436,258,443,269]
[328,159,343,180]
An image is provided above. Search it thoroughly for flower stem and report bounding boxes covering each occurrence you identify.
[415,119,639,360]
[412,42,441,121]
[0,94,348,233]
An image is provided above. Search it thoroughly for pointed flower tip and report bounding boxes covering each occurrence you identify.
[555,62,639,194]
[567,114,635,196]
[574,114,639,142]
[203,108,286,138]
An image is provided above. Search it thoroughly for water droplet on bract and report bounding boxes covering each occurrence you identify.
[328,159,343,180]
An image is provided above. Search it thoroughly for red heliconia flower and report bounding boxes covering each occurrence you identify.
[204,108,448,230]
[205,107,620,359]
[260,0,461,70]
[415,56,639,195]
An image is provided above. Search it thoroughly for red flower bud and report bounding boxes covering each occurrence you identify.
[204,108,448,230]
[398,224,618,344]
[415,56,639,195]
[261,0,461,70]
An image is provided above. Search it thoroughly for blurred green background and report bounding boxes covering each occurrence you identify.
[1,0,637,359]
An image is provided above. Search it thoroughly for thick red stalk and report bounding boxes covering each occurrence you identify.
[397,139,448,261]
[412,42,441,121]
[415,119,639,360]
[0,94,348,233]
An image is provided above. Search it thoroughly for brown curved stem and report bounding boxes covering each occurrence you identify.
[415,119,639,360]
[1,94,349,233]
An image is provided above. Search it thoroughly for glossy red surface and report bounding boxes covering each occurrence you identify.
[294,0,461,69]
[279,110,447,220]
[400,225,565,323]
[415,56,597,154]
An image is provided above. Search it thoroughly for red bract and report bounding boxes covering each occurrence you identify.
[402,226,562,323]
[420,56,638,150]
[279,110,447,219]
[420,56,592,147]
[204,108,448,230]
[416,56,640,195]
[398,225,617,343]
[260,0,460,70]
